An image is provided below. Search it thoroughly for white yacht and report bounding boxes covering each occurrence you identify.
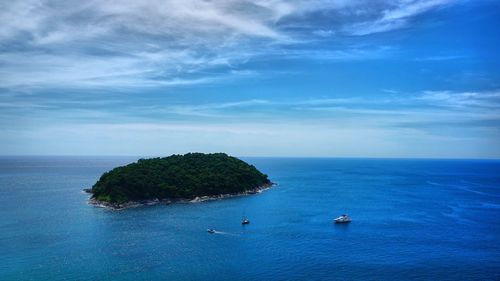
[334,214,352,223]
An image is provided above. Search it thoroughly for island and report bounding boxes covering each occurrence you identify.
[87,153,273,209]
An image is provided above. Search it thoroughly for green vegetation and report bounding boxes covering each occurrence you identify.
[91,153,271,203]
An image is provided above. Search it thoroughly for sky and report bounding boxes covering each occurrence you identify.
[0,0,499,158]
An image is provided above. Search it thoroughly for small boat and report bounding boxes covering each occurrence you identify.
[334,214,352,223]
[207,229,216,234]
[242,218,250,225]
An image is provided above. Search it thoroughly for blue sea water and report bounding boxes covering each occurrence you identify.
[1,157,499,281]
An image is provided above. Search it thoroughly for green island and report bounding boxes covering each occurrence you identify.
[87,153,272,209]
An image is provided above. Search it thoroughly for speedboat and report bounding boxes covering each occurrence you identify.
[207,229,216,234]
[241,218,250,225]
[334,214,352,223]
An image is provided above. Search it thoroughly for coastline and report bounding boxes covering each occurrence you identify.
[86,183,275,210]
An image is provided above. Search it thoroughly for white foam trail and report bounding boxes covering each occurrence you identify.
[209,230,240,236]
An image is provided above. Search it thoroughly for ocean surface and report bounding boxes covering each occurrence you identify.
[1,156,499,280]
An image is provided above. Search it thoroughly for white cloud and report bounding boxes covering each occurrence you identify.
[346,0,452,35]
[0,0,455,89]
[420,90,500,108]
[0,0,294,89]
[2,88,498,157]
[313,29,336,37]
[5,117,498,158]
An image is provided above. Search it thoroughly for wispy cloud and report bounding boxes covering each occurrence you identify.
[273,46,395,61]
[419,90,500,109]
[0,0,455,90]
[93,90,499,128]
[152,99,271,117]
[345,0,452,35]
[5,88,498,120]
[7,108,496,158]
[413,55,466,61]
[0,0,293,89]
[1,87,498,157]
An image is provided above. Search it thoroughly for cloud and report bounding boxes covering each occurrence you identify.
[274,46,395,61]
[5,88,498,123]
[153,99,271,117]
[345,0,452,35]
[1,1,497,158]
[0,0,455,90]
[419,90,500,109]
[1,87,498,157]
[89,90,499,128]
[313,29,336,37]
[0,0,293,89]
[6,112,498,158]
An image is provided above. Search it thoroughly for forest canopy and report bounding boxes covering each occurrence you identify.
[90,153,271,203]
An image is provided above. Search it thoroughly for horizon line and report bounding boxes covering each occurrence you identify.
[1,154,499,161]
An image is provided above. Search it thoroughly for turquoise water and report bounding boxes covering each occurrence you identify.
[1,157,499,280]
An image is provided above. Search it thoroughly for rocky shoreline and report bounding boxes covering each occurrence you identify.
[86,183,275,210]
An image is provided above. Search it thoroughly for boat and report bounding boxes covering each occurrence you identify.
[207,229,216,234]
[241,218,250,225]
[334,214,352,223]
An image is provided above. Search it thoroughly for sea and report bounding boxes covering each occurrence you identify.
[1,156,499,280]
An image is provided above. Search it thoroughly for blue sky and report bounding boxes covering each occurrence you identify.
[1,0,499,158]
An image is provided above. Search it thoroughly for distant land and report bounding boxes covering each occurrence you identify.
[86,153,272,209]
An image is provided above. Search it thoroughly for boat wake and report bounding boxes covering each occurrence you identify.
[217,231,240,236]
[207,230,240,236]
